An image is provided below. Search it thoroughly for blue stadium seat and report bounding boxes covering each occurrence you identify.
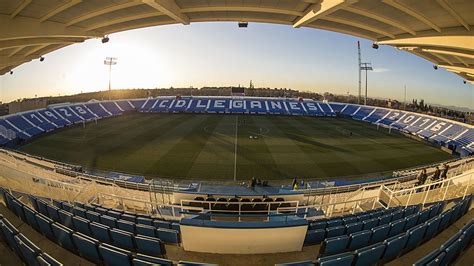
[39,252,62,266]
[85,211,101,223]
[418,209,431,224]
[443,237,463,264]
[134,235,164,257]
[90,222,111,243]
[428,203,441,219]
[404,213,419,231]
[320,235,349,255]
[72,216,91,235]
[342,216,357,225]
[15,235,41,266]
[0,218,21,254]
[36,213,55,239]
[345,222,363,235]
[153,219,172,229]
[389,219,406,237]
[111,228,135,250]
[137,217,153,226]
[51,223,76,251]
[100,215,117,228]
[326,219,342,228]
[326,225,345,238]
[72,232,101,264]
[275,260,314,266]
[391,210,403,222]
[405,224,427,251]
[309,221,326,230]
[117,219,136,234]
[47,204,61,222]
[156,228,180,244]
[362,218,378,230]
[379,214,391,225]
[61,202,74,213]
[23,205,40,231]
[438,209,453,230]
[424,216,441,240]
[304,229,325,245]
[136,224,156,238]
[317,252,353,266]
[72,207,86,218]
[98,243,132,266]
[133,253,173,265]
[427,252,446,266]
[121,213,136,223]
[382,234,409,261]
[107,210,122,220]
[370,224,390,244]
[12,199,27,222]
[348,230,371,250]
[353,243,385,266]
[58,209,73,229]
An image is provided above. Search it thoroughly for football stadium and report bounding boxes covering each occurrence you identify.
[0,1,473,266]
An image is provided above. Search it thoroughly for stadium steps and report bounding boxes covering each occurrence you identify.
[0,197,93,266]
[386,206,473,266]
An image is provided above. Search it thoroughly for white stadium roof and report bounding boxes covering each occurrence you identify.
[1,0,473,83]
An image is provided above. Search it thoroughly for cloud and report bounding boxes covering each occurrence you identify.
[372,68,390,73]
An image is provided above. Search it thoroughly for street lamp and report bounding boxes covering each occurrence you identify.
[104,57,117,99]
[360,62,373,105]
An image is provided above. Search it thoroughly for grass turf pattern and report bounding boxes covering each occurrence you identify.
[18,113,452,180]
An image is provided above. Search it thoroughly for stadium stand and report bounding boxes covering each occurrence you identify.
[0,97,470,156]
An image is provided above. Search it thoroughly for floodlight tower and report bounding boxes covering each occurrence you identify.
[360,62,373,105]
[104,57,118,99]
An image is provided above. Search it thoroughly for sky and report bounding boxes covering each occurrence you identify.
[0,22,472,109]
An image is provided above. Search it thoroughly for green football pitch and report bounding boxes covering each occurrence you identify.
[18,113,452,181]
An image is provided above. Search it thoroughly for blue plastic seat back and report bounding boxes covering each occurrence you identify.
[343,216,357,225]
[450,204,462,224]
[121,214,136,223]
[134,235,164,257]
[1,219,21,254]
[349,230,372,250]
[405,224,427,251]
[117,220,136,234]
[45,204,60,222]
[353,243,385,266]
[438,209,453,230]
[12,199,27,222]
[153,219,172,229]
[51,223,75,251]
[156,228,180,244]
[356,214,371,223]
[23,205,40,231]
[371,224,390,244]
[326,219,342,228]
[460,223,474,250]
[57,210,73,229]
[304,229,325,245]
[36,213,55,239]
[15,235,40,266]
[426,251,446,266]
[90,222,111,243]
[136,224,156,238]
[134,253,173,265]
[106,210,122,220]
[391,210,403,221]
[317,252,354,266]
[72,216,91,235]
[403,205,415,217]
[100,215,117,228]
[98,244,132,266]
[404,213,419,231]
[72,232,101,264]
[382,234,409,261]
[321,235,349,255]
[309,221,326,230]
[417,209,430,224]
[110,228,135,250]
[345,222,363,235]
[137,217,153,226]
[37,200,49,216]
[389,219,406,237]
[86,211,101,223]
[362,218,378,230]
[72,207,86,218]
[40,253,62,266]
[326,225,345,238]
[61,202,74,213]
[443,237,462,264]
[424,217,441,240]
[413,249,440,266]
[379,214,391,225]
